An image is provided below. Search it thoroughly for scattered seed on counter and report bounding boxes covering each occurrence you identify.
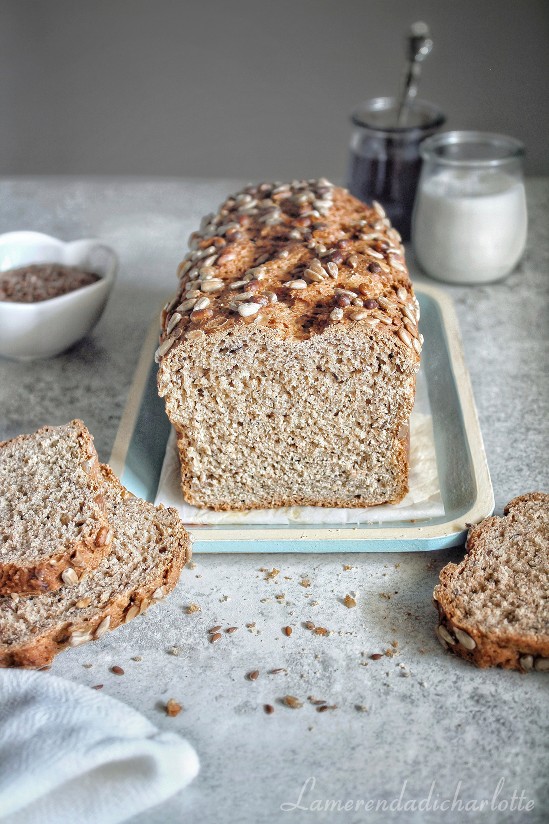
[92,684,103,690]
[208,625,222,633]
[225,626,238,634]
[283,626,292,636]
[264,704,275,715]
[317,705,337,713]
[269,668,287,675]
[370,653,383,660]
[282,695,303,709]
[247,670,260,681]
[209,632,222,644]
[111,666,124,676]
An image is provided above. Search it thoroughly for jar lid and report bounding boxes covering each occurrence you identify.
[351,96,445,134]
[420,131,525,166]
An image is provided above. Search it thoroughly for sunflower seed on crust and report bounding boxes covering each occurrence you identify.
[193,297,211,312]
[397,327,413,348]
[304,268,325,283]
[155,336,176,361]
[437,625,456,645]
[125,605,140,623]
[238,302,261,317]
[62,567,79,586]
[69,629,92,647]
[166,313,182,334]
[453,627,476,650]
[94,615,111,640]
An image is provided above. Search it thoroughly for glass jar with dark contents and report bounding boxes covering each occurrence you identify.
[348,97,445,242]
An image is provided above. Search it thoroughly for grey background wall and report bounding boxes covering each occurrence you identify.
[1,0,547,179]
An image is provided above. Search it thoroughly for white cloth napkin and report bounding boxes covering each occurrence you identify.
[0,670,199,824]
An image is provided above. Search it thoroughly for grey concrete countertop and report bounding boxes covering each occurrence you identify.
[0,177,547,824]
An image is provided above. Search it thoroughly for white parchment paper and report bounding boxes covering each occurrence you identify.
[155,368,444,524]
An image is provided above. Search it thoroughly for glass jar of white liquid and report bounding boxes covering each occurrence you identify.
[412,132,527,284]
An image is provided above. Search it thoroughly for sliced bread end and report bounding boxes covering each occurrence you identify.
[0,465,191,668]
[434,492,549,672]
[0,420,115,596]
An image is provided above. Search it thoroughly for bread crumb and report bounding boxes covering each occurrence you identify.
[166,699,183,717]
[343,594,357,608]
[185,603,201,614]
[282,695,303,709]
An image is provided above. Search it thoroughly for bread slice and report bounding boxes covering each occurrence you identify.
[434,492,549,672]
[0,421,113,595]
[0,466,191,668]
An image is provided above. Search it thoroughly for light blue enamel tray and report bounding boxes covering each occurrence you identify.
[110,283,493,553]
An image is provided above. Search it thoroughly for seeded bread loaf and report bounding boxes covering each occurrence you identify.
[157,179,421,510]
[434,492,549,672]
[0,421,112,595]
[0,465,191,668]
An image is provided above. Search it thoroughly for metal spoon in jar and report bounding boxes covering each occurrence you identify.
[397,21,433,126]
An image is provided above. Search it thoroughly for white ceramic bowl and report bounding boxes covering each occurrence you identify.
[0,231,117,360]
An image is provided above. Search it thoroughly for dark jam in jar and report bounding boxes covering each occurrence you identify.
[348,146,423,242]
[348,98,445,242]
[0,263,100,303]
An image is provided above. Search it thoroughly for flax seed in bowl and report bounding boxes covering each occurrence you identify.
[0,231,117,360]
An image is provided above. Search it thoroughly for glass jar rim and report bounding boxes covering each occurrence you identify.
[420,130,525,166]
[351,96,445,133]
